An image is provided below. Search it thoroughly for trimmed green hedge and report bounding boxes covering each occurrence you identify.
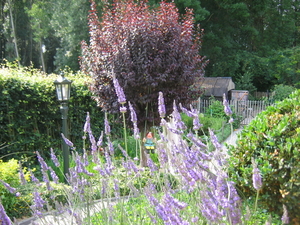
[228,89,300,224]
[0,66,105,161]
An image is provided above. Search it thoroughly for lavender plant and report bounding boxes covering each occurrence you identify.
[0,81,286,225]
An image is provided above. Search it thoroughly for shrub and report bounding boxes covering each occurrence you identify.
[272,84,297,102]
[0,65,106,162]
[228,89,300,224]
[0,159,32,218]
[204,97,240,129]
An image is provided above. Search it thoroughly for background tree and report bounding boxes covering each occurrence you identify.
[198,0,299,91]
[80,0,207,133]
[0,0,299,90]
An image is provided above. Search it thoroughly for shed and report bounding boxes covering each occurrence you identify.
[229,90,249,101]
[194,77,235,100]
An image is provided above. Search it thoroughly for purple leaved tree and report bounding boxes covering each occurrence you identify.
[80,0,207,164]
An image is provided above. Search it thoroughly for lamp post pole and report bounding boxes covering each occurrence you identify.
[60,101,69,180]
[54,73,72,183]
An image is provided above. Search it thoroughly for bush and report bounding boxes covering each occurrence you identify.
[0,159,32,218]
[272,84,297,102]
[0,65,106,162]
[228,89,300,224]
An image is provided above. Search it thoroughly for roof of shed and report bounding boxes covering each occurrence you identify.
[195,77,235,97]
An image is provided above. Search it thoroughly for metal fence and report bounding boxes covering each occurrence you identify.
[192,98,273,125]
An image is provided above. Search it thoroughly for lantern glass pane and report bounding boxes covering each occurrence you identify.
[62,84,70,101]
[56,84,63,101]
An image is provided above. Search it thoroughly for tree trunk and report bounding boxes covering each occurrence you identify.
[40,40,46,72]
[8,0,20,67]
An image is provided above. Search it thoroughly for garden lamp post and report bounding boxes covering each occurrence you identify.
[54,73,72,181]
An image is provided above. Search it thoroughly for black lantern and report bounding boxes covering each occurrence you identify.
[54,73,72,102]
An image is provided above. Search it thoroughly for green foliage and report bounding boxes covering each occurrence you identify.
[228,89,300,223]
[0,159,32,218]
[204,97,225,118]
[234,71,257,96]
[203,97,240,129]
[272,84,297,102]
[0,65,105,162]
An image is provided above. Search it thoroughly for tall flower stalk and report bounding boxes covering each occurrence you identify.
[223,93,234,137]
[252,158,263,213]
[113,76,128,154]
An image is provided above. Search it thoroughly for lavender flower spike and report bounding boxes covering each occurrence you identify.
[223,93,232,116]
[19,161,27,185]
[104,113,111,135]
[158,92,166,118]
[209,128,222,150]
[112,77,126,104]
[83,112,91,133]
[129,102,140,139]
[0,203,12,225]
[252,158,263,190]
[61,133,74,148]
[50,148,60,167]
[281,204,289,224]
[0,179,16,194]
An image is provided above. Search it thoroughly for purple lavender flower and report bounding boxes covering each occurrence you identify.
[30,169,40,184]
[223,93,233,116]
[18,161,27,185]
[83,112,91,133]
[252,159,263,190]
[32,190,46,217]
[156,142,168,165]
[180,103,202,130]
[88,130,97,152]
[41,170,53,191]
[158,92,166,118]
[107,136,114,155]
[187,132,207,149]
[50,148,60,167]
[229,117,234,123]
[129,101,140,139]
[49,167,59,184]
[118,144,129,158]
[155,204,169,221]
[36,151,49,171]
[97,131,103,147]
[61,133,74,148]
[0,203,12,225]
[113,179,120,198]
[165,193,187,210]
[172,100,186,130]
[281,205,289,224]
[113,77,126,104]
[209,128,222,150]
[120,106,127,113]
[146,154,158,175]
[167,126,184,135]
[104,113,111,135]
[0,180,16,194]
[179,103,196,117]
